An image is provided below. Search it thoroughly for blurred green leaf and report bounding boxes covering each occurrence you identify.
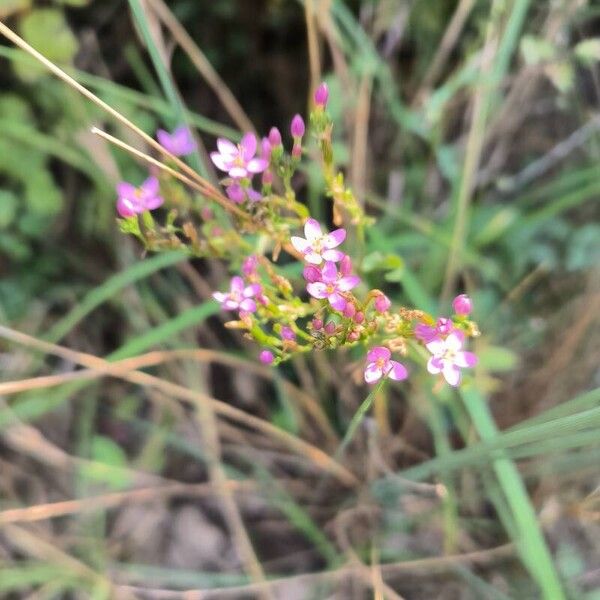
[478,346,519,372]
[520,35,555,65]
[0,190,18,228]
[574,38,600,65]
[80,435,131,490]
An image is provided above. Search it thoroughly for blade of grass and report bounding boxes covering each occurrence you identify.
[460,386,566,600]
[127,0,208,179]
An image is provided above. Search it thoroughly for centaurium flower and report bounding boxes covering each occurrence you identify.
[242,255,258,277]
[260,350,274,365]
[364,346,408,384]
[157,126,196,156]
[268,127,282,146]
[291,114,305,138]
[210,133,268,179]
[291,218,346,264]
[226,182,262,204]
[213,276,261,314]
[414,317,453,343]
[426,330,477,387]
[453,294,472,316]
[116,176,163,217]
[374,293,391,313]
[306,261,360,311]
[314,82,329,108]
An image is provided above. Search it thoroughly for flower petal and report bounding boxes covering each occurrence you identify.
[304,252,323,264]
[222,299,239,311]
[321,261,338,282]
[388,361,408,381]
[116,182,136,199]
[247,157,268,173]
[324,228,346,248]
[364,363,383,384]
[427,356,443,374]
[143,194,164,210]
[246,188,262,202]
[415,324,437,343]
[291,236,311,253]
[116,197,137,217]
[304,218,322,241]
[212,292,227,303]
[455,351,477,368]
[443,363,461,386]
[328,293,347,311]
[239,298,257,313]
[426,338,445,355]
[210,152,231,171]
[446,331,465,351]
[228,166,248,179]
[240,132,257,159]
[367,346,390,362]
[244,284,261,298]
[230,276,244,293]
[322,249,345,262]
[303,265,322,283]
[141,177,159,196]
[337,275,360,291]
[307,282,328,299]
[217,138,237,156]
[226,184,245,203]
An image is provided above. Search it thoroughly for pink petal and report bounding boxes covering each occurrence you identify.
[240,132,257,160]
[157,129,173,150]
[144,194,164,210]
[239,298,257,313]
[303,265,322,283]
[443,364,461,386]
[230,276,244,293]
[455,351,477,368]
[427,356,443,374]
[321,261,338,282]
[338,275,360,292]
[223,299,239,311]
[324,228,346,248]
[328,293,346,311]
[304,252,323,265]
[446,331,465,351]
[307,282,328,299]
[141,176,159,196]
[364,363,383,384]
[304,218,323,242]
[216,138,237,156]
[210,152,231,172]
[388,361,408,381]
[415,324,437,343]
[116,182,136,198]
[367,346,390,362]
[426,338,445,355]
[246,158,268,173]
[116,196,137,217]
[228,166,248,179]
[246,188,262,202]
[291,236,311,253]
[244,284,261,298]
[226,184,245,203]
[322,249,345,262]
[212,292,228,303]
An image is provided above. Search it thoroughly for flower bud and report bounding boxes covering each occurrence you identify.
[200,206,214,221]
[268,127,282,146]
[324,321,336,335]
[281,326,296,341]
[261,137,272,159]
[340,255,352,276]
[347,330,360,342]
[436,317,453,335]
[262,170,273,185]
[242,255,258,277]
[343,303,356,318]
[374,293,391,313]
[290,114,305,138]
[314,82,329,108]
[453,293,472,316]
[353,311,365,324]
[312,318,323,330]
[260,350,274,365]
[303,265,322,283]
[292,144,302,158]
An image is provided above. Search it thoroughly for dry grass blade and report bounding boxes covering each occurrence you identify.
[0,325,357,486]
[305,0,322,101]
[145,0,255,135]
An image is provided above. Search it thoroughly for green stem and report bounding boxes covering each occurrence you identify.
[461,386,566,600]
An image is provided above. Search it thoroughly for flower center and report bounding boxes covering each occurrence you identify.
[376,358,387,370]
[442,348,457,361]
[326,284,335,294]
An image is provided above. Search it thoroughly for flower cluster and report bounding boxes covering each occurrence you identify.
[115,84,480,391]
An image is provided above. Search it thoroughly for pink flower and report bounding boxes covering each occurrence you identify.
[260,350,274,365]
[306,261,360,311]
[414,317,453,343]
[157,126,196,156]
[374,293,391,313]
[453,294,472,316]
[268,127,282,146]
[291,218,346,264]
[226,182,262,203]
[426,330,477,387]
[364,347,408,384]
[213,276,261,314]
[116,176,163,217]
[291,114,305,138]
[314,82,329,108]
[303,265,322,282]
[242,255,258,277]
[210,133,268,179]
[281,326,296,341]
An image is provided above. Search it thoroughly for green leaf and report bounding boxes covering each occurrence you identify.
[80,435,131,490]
[520,35,555,65]
[16,8,78,81]
[478,345,519,372]
[0,190,18,228]
[574,38,600,65]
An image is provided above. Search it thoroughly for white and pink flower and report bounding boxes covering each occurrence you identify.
[210,133,268,179]
[213,276,261,314]
[306,261,360,311]
[426,330,477,386]
[364,346,408,384]
[291,218,346,264]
